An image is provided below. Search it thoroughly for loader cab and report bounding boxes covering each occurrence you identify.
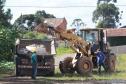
[80,28,105,52]
[80,28,106,68]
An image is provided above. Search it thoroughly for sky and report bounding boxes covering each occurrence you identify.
[4,0,126,28]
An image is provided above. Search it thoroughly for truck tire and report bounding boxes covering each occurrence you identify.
[76,56,93,76]
[15,56,20,76]
[49,57,55,76]
[44,56,55,76]
[59,57,74,74]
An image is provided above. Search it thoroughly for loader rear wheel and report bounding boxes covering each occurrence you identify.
[108,54,116,72]
[76,56,93,76]
[59,57,74,74]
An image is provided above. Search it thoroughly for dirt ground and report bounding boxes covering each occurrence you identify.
[0,53,126,84]
[0,76,126,84]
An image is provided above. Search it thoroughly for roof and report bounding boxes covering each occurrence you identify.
[80,28,126,37]
[106,28,126,37]
[34,23,48,33]
[80,28,103,31]
[120,25,126,28]
[44,18,67,28]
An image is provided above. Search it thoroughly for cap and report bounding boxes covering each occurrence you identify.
[31,47,37,52]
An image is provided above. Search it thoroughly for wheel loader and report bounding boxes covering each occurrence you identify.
[36,22,116,76]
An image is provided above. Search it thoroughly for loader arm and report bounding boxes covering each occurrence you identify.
[35,23,90,57]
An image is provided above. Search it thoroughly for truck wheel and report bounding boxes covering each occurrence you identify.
[49,57,55,76]
[15,56,20,76]
[59,57,74,74]
[76,56,93,76]
[44,56,55,76]
[108,54,116,72]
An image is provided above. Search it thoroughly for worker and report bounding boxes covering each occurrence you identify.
[31,48,37,79]
[91,41,99,55]
[95,49,106,74]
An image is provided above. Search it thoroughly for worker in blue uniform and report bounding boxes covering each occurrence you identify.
[95,49,106,74]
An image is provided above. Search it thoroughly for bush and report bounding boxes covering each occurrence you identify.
[23,31,49,40]
[0,61,15,73]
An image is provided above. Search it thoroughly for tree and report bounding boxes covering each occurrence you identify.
[0,0,12,27]
[71,19,86,34]
[0,0,21,61]
[14,10,56,31]
[0,26,21,61]
[97,0,117,4]
[93,0,120,28]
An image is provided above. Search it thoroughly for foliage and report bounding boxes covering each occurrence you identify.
[0,61,15,73]
[92,1,120,28]
[0,0,19,61]
[0,0,12,27]
[14,10,56,31]
[0,26,20,61]
[97,0,117,4]
[23,31,49,40]
[71,19,85,27]
[71,19,85,35]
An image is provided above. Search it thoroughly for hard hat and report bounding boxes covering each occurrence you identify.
[26,46,37,52]
[31,47,37,52]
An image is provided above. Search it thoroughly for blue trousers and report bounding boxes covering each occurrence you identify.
[98,62,106,74]
[32,64,37,79]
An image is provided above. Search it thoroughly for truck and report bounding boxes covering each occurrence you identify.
[15,39,56,76]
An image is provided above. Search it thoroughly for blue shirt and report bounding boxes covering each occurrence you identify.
[91,44,99,52]
[96,51,105,64]
[31,53,37,64]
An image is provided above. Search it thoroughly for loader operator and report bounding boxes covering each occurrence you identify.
[95,49,106,74]
[31,48,37,79]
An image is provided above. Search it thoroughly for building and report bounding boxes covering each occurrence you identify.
[35,18,67,34]
[44,18,67,30]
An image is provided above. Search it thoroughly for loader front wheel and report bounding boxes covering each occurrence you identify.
[59,57,74,74]
[76,56,93,76]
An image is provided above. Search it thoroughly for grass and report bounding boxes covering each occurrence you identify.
[56,47,74,56]
[56,41,74,56]
[0,61,15,79]
[39,54,126,81]
[0,54,126,81]
[0,61,15,74]
[55,42,126,80]
[0,74,11,79]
